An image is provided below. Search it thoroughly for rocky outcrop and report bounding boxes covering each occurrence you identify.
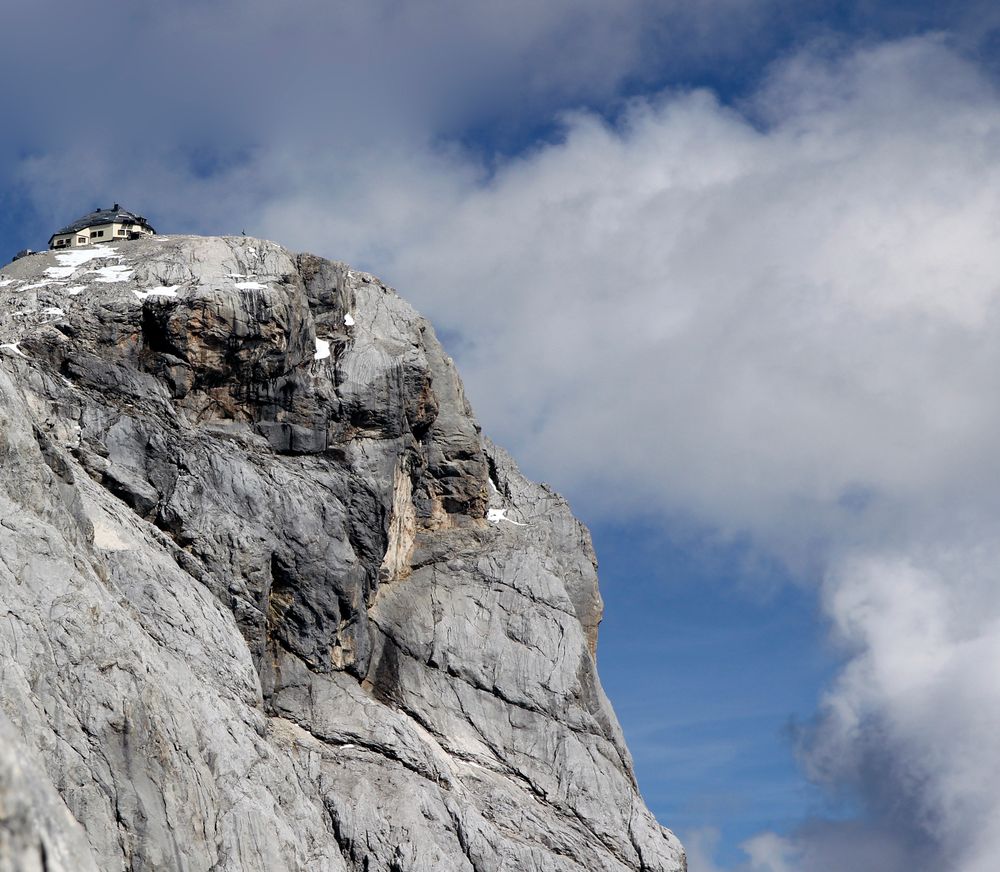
[0,236,684,872]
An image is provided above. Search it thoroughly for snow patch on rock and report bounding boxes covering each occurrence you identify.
[45,246,119,279]
[133,286,180,301]
[0,343,27,358]
[487,507,527,526]
[91,265,133,284]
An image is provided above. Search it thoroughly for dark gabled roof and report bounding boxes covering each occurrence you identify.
[49,205,155,242]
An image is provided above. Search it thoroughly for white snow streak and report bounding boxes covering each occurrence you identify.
[0,343,27,358]
[486,507,527,526]
[235,281,267,290]
[91,265,133,283]
[133,286,179,300]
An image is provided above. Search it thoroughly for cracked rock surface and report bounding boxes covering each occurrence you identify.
[0,236,685,872]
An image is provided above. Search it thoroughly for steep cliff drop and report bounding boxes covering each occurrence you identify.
[0,235,685,872]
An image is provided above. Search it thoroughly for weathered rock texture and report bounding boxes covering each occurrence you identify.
[0,236,684,872]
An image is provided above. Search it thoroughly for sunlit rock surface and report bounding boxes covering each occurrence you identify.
[0,236,684,872]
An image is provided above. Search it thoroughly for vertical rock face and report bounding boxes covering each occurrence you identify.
[0,236,684,872]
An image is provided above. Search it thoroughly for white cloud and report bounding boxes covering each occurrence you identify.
[685,827,728,872]
[799,543,1000,871]
[741,832,800,872]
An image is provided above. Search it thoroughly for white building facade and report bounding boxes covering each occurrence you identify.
[49,205,155,249]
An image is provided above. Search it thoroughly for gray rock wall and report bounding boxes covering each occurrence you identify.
[0,236,684,871]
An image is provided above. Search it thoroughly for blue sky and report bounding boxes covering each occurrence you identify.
[5,3,1000,869]
[592,521,841,867]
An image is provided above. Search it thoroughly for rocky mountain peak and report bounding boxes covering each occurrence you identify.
[0,235,684,871]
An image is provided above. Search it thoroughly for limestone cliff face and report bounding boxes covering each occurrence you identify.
[0,236,684,872]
